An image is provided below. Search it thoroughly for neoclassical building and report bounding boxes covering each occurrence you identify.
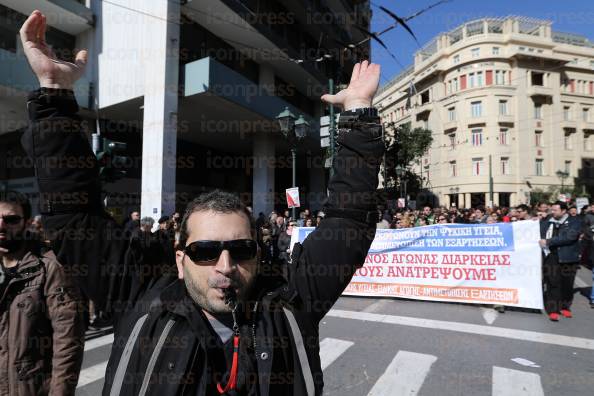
[375,16,594,208]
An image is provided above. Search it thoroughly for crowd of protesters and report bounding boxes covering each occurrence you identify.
[249,200,594,322]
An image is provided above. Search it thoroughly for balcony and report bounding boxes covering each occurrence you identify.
[0,47,91,107]
[184,56,307,122]
[497,114,515,125]
[0,0,93,35]
[443,120,457,132]
[560,119,578,130]
[527,85,553,98]
[581,120,594,132]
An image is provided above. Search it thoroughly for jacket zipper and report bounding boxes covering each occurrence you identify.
[251,301,259,359]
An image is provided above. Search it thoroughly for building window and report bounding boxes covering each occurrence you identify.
[469,73,475,88]
[583,108,590,122]
[492,47,500,55]
[421,90,430,104]
[565,160,572,175]
[471,48,480,58]
[453,55,460,64]
[447,81,452,94]
[564,106,571,121]
[472,158,484,176]
[471,101,482,117]
[450,161,457,177]
[499,128,509,145]
[453,78,459,91]
[501,157,509,175]
[534,103,542,119]
[471,128,483,146]
[531,72,544,86]
[535,159,544,176]
[499,100,508,116]
[477,71,483,86]
[535,131,543,147]
[585,134,593,151]
[448,107,456,121]
[449,133,456,150]
[564,131,573,150]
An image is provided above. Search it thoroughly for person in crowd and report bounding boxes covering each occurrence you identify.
[123,210,140,237]
[417,216,428,227]
[305,218,314,227]
[515,204,531,221]
[568,206,578,217]
[139,216,154,234]
[316,214,324,227]
[539,201,581,321]
[474,206,488,223]
[171,211,181,228]
[437,215,448,224]
[377,212,391,229]
[416,206,435,226]
[27,214,43,233]
[0,191,84,395]
[537,202,550,215]
[581,204,594,308]
[277,219,295,274]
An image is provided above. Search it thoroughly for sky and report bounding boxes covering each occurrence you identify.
[369,0,594,85]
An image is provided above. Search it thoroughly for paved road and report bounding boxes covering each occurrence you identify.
[76,266,594,395]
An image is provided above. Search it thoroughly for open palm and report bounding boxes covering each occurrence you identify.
[321,60,380,111]
[19,10,87,89]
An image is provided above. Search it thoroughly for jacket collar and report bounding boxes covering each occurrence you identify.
[549,214,569,225]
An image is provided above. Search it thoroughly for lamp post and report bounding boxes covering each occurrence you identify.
[276,107,309,220]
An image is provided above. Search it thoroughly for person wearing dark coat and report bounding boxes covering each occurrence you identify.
[539,201,582,321]
[18,15,383,395]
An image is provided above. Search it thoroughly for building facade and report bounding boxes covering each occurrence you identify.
[0,0,371,220]
[374,16,594,208]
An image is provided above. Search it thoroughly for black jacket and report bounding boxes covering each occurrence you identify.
[22,88,384,395]
[540,215,581,263]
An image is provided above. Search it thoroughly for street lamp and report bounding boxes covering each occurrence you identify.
[556,170,570,194]
[276,107,309,220]
[395,165,407,205]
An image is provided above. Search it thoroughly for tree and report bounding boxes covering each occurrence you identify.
[383,122,433,193]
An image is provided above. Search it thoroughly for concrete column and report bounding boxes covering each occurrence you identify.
[458,194,465,209]
[465,193,472,209]
[252,135,275,217]
[493,192,500,207]
[140,0,180,222]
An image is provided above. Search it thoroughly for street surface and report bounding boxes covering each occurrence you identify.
[76,266,594,396]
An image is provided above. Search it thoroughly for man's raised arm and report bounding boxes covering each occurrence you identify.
[288,61,384,322]
[18,11,128,313]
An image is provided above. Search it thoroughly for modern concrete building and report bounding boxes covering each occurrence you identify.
[374,16,594,208]
[0,0,371,221]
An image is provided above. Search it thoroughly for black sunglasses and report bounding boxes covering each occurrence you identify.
[1,215,23,225]
[184,239,257,262]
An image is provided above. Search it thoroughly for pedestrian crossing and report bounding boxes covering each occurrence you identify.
[77,334,549,395]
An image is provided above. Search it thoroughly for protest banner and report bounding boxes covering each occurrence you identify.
[290,221,543,309]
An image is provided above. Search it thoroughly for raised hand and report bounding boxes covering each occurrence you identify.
[321,60,380,111]
[19,10,87,90]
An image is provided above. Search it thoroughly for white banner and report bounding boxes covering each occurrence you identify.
[291,221,543,309]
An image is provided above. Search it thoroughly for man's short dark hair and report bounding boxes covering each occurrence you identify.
[179,190,255,248]
[516,204,530,212]
[0,190,32,220]
[552,201,568,211]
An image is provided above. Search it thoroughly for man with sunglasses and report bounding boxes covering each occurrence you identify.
[0,191,84,395]
[19,10,383,395]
